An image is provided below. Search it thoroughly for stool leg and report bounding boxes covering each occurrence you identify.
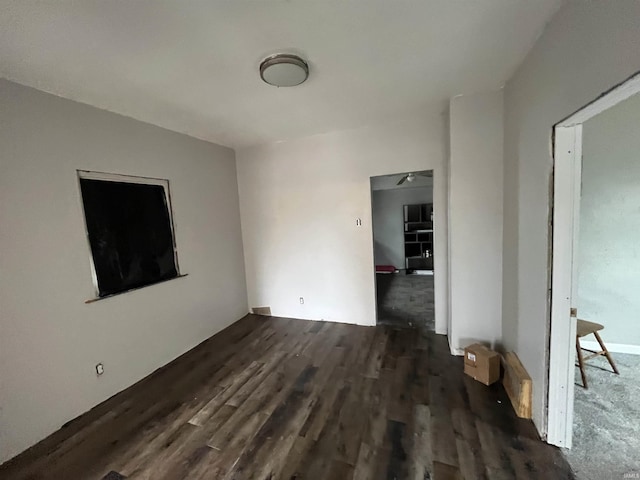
[576,337,588,389]
[594,331,619,375]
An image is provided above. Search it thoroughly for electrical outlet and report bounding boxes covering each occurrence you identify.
[299,297,304,304]
[96,363,104,376]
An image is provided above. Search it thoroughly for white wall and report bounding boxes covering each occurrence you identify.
[0,79,248,463]
[449,91,504,352]
[578,92,640,347]
[502,0,640,434]
[372,186,433,268]
[236,107,449,332]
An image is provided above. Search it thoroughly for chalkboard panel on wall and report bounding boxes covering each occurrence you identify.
[79,173,179,298]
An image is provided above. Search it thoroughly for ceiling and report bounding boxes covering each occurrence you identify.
[0,1,563,149]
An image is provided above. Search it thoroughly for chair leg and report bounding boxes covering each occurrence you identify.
[576,337,588,389]
[594,331,620,375]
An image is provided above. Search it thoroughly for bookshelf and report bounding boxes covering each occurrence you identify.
[403,203,434,274]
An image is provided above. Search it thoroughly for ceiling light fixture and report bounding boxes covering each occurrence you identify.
[259,54,309,87]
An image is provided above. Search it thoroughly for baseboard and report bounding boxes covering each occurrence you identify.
[580,340,640,356]
[450,345,464,356]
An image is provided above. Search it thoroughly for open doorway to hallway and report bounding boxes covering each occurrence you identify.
[370,171,435,330]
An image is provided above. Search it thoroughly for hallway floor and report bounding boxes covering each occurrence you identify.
[375,272,434,330]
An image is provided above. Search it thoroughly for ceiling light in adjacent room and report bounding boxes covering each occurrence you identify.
[260,54,309,87]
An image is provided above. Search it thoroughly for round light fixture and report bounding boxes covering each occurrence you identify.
[406,173,416,182]
[260,54,309,87]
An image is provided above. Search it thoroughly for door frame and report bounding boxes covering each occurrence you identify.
[547,71,640,448]
[369,170,442,330]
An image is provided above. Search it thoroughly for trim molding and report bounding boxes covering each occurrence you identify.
[558,70,640,126]
[450,346,465,356]
[580,341,640,356]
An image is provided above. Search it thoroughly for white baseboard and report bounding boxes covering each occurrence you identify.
[580,340,640,356]
[450,346,465,356]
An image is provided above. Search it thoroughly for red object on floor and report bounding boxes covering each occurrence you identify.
[375,265,398,273]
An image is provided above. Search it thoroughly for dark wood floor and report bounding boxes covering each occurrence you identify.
[0,315,574,480]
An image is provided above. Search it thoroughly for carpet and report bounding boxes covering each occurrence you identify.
[375,272,434,330]
[564,352,640,480]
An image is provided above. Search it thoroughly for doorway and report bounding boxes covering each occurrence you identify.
[370,170,435,329]
[547,72,640,457]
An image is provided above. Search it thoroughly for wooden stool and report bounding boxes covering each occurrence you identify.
[576,319,619,389]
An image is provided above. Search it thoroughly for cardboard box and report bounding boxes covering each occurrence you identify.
[464,343,500,386]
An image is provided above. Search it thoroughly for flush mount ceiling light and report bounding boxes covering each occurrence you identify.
[259,54,309,87]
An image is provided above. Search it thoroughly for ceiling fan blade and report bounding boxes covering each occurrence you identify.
[397,176,408,185]
[417,172,433,177]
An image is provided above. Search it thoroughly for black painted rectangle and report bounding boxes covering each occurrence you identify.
[80,178,178,297]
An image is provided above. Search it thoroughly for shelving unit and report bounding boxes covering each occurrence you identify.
[403,203,434,274]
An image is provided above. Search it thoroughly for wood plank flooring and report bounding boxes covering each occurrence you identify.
[0,315,575,479]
